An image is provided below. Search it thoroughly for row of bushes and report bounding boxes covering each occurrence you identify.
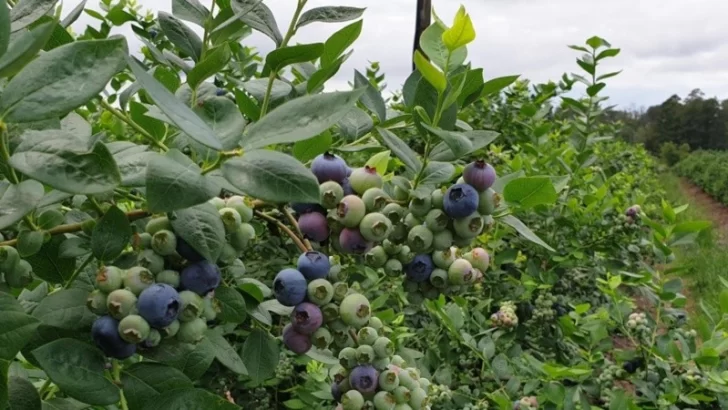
[675,150,728,204]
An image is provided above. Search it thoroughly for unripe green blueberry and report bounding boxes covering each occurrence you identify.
[333,282,349,303]
[179,290,204,322]
[87,289,109,315]
[340,347,358,369]
[398,369,419,390]
[357,345,376,364]
[392,386,411,404]
[208,197,226,210]
[228,227,250,251]
[224,196,253,222]
[373,336,394,358]
[407,225,433,253]
[478,188,498,215]
[374,391,396,409]
[96,266,124,292]
[107,289,137,319]
[0,246,19,273]
[350,166,383,195]
[432,230,453,251]
[373,357,391,371]
[322,303,340,322]
[308,279,334,306]
[388,224,408,243]
[463,247,490,272]
[137,232,152,249]
[145,216,171,235]
[160,319,180,338]
[340,293,371,329]
[124,266,155,295]
[365,246,388,268]
[423,209,449,233]
[360,213,393,242]
[448,259,473,285]
[357,327,379,345]
[202,296,220,321]
[118,314,151,343]
[217,243,239,265]
[312,327,332,349]
[382,203,406,225]
[408,387,427,409]
[320,181,345,209]
[408,196,431,217]
[393,185,409,201]
[219,207,242,233]
[338,195,367,228]
[143,329,162,348]
[403,213,421,230]
[417,378,430,392]
[431,188,445,209]
[368,316,383,330]
[334,328,357,348]
[390,355,406,367]
[156,269,180,288]
[177,317,207,343]
[342,389,365,410]
[382,240,402,256]
[429,269,448,289]
[151,229,177,256]
[382,259,402,277]
[137,250,165,274]
[379,370,400,391]
[362,188,391,212]
[452,235,471,247]
[453,212,484,239]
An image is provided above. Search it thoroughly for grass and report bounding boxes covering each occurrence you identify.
[658,171,728,317]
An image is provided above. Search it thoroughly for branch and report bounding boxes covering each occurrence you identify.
[281,206,312,251]
[254,210,307,253]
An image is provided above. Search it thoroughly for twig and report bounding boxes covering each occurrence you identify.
[254,210,307,253]
[98,99,168,151]
[281,206,312,251]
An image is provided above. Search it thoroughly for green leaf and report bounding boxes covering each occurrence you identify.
[8,376,41,410]
[172,0,209,27]
[159,11,202,61]
[672,220,711,235]
[241,329,279,385]
[296,6,365,28]
[420,23,466,70]
[337,107,373,139]
[0,37,128,123]
[0,2,8,57]
[231,0,282,46]
[239,78,291,102]
[429,129,499,161]
[107,141,155,188]
[9,0,58,32]
[265,43,324,73]
[292,132,332,162]
[32,289,95,330]
[140,388,240,410]
[128,56,222,151]
[234,89,260,121]
[222,150,320,204]
[9,130,120,195]
[146,151,217,213]
[480,75,520,97]
[421,124,472,159]
[143,338,215,380]
[91,205,131,261]
[365,150,390,175]
[41,397,89,410]
[60,0,87,28]
[596,48,620,60]
[207,328,247,375]
[0,21,55,79]
[121,362,193,410]
[441,6,475,51]
[25,236,75,283]
[498,215,555,252]
[413,50,446,93]
[215,286,247,323]
[170,202,226,263]
[321,20,362,67]
[419,161,455,187]
[375,127,422,173]
[307,54,347,93]
[32,339,120,405]
[0,360,7,409]
[503,177,558,208]
[0,180,43,230]
[354,69,386,121]
[720,289,728,315]
[187,43,231,90]
[0,293,39,361]
[242,88,365,150]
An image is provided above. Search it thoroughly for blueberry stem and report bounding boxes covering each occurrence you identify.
[281,206,312,251]
[254,210,308,253]
[112,360,129,410]
[98,99,169,151]
[64,255,93,289]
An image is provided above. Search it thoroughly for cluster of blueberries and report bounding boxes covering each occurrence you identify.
[89,195,256,359]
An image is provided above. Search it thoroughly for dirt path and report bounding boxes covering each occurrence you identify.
[678,178,728,242]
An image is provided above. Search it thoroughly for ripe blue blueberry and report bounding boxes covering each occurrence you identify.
[341,178,355,196]
[91,316,137,359]
[273,268,307,306]
[406,254,434,283]
[298,211,330,242]
[339,228,373,255]
[443,183,479,219]
[180,260,221,296]
[283,323,312,354]
[137,283,181,328]
[311,152,348,184]
[215,88,226,96]
[175,237,204,263]
[331,382,342,403]
[463,160,497,191]
[297,251,331,280]
[349,365,379,394]
[291,302,324,335]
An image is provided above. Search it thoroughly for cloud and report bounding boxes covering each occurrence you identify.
[68,0,728,109]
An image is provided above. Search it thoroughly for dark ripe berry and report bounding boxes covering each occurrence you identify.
[453,212,484,239]
[283,323,312,354]
[216,88,226,96]
[297,251,331,280]
[362,188,390,212]
[448,258,473,285]
[340,293,371,328]
[311,152,348,184]
[623,358,645,374]
[320,181,345,209]
[359,213,392,242]
[463,160,497,191]
[291,202,327,215]
[180,261,221,296]
[341,178,355,196]
[337,195,366,228]
[339,228,373,255]
[478,188,499,215]
[118,314,151,343]
[137,283,181,328]
[349,166,383,195]
[407,225,433,253]
[298,212,330,242]
[443,183,479,219]
[382,203,406,224]
[92,316,136,359]
[349,365,379,394]
[291,302,324,335]
[273,269,307,306]
[175,236,204,263]
[406,254,434,283]
[332,382,343,403]
[149,29,159,38]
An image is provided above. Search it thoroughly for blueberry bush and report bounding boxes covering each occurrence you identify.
[675,150,728,205]
[0,1,724,409]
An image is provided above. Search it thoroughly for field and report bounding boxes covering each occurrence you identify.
[0,1,725,410]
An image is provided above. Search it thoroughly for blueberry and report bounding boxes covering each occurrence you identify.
[156,269,180,288]
[382,239,402,256]
[431,188,445,209]
[349,166,382,195]
[145,216,171,235]
[432,230,453,250]
[202,296,220,321]
[392,386,411,404]
[342,390,365,409]
[149,29,158,39]
[180,261,221,296]
[160,319,180,338]
[409,387,428,408]
[339,346,358,368]
[337,195,366,228]
[291,302,323,335]
[177,317,207,343]
[320,181,345,209]
[463,160,496,191]
[360,213,392,242]
[407,226,433,253]
[283,323,312,354]
[373,336,394,358]
[408,196,432,217]
[448,258,473,285]
[142,329,162,348]
[378,369,400,391]
[151,230,177,256]
[339,293,371,328]
[311,152,348,183]
[298,212,330,242]
[364,246,388,268]
[307,278,334,306]
[356,345,375,364]
[291,202,327,215]
[107,289,138,319]
[382,203,406,224]
[225,196,254,222]
[393,185,409,201]
[137,249,165,274]
[429,269,448,289]
[463,247,490,272]
[339,228,373,255]
[373,391,396,409]
[384,259,402,277]
[349,365,379,394]
[453,212,484,239]
[86,289,109,315]
[216,88,226,96]
[361,188,390,212]
[208,197,226,210]
[178,290,204,322]
[0,246,19,273]
[405,254,434,283]
[332,382,343,403]
[341,178,355,196]
[333,282,349,302]
[396,246,414,264]
[92,316,137,359]
[175,237,204,263]
[478,188,499,215]
[357,327,378,345]
[442,184,479,219]
[96,266,123,293]
[312,327,332,349]
[219,207,242,233]
[273,269,307,306]
[118,314,151,344]
[297,251,331,280]
[137,283,181,328]
[403,213,421,230]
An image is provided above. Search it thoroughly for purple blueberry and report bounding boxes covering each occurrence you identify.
[311,152,348,184]
[291,202,327,215]
[273,268,307,306]
[297,251,331,280]
[180,261,221,296]
[298,212,329,242]
[331,382,342,403]
[215,88,226,96]
[341,178,355,196]
[283,324,312,354]
[443,183,479,218]
[137,284,181,329]
[291,302,323,335]
[176,237,204,263]
[463,160,497,191]
[339,228,373,255]
[349,365,379,394]
[91,316,137,359]
[406,254,434,283]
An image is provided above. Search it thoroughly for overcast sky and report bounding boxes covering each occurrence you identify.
[70,0,728,110]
